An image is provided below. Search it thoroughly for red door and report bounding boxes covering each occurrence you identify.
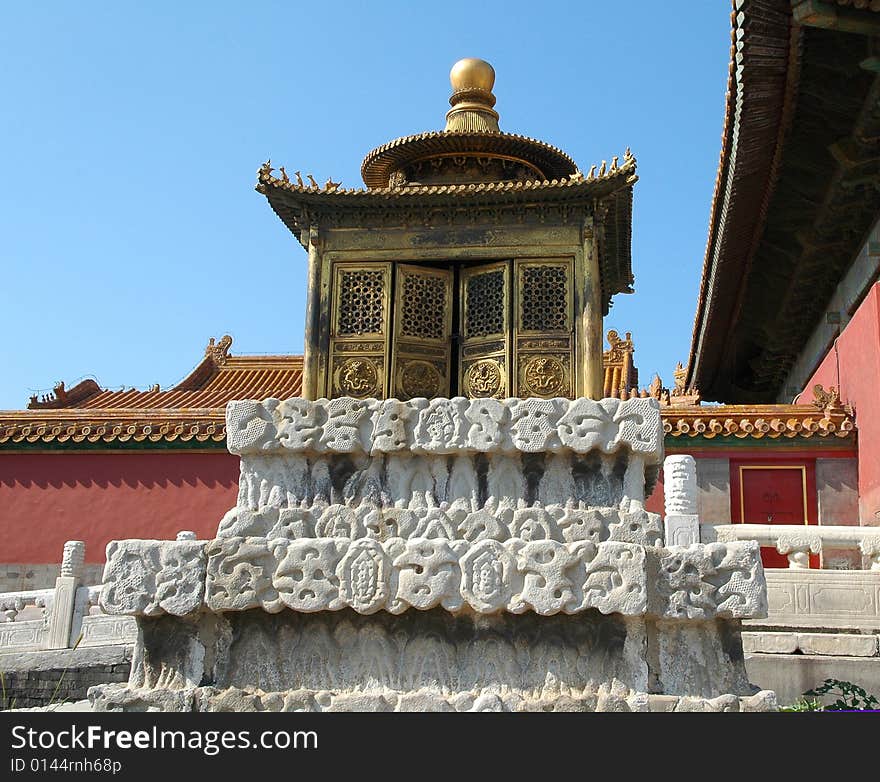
[737,465,818,568]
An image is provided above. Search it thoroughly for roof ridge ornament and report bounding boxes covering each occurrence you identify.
[28,380,68,409]
[206,335,233,365]
[445,58,500,133]
[26,378,104,410]
[811,384,848,416]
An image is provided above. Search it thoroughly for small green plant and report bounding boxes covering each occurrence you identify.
[0,632,84,712]
[779,696,824,712]
[803,679,879,711]
[45,632,84,711]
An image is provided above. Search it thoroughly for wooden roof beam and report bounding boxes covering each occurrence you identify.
[828,137,880,167]
[793,0,880,35]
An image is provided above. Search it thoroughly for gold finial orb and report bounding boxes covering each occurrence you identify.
[445,58,499,132]
[450,58,495,94]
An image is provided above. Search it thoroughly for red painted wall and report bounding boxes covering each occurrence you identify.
[803,283,880,524]
[645,448,855,529]
[645,470,664,516]
[0,453,239,564]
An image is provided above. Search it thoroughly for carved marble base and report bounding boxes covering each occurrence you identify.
[89,683,776,712]
[90,396,774,712]
[87,609,774,712]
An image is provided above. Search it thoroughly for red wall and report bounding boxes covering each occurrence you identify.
[644,448,854,526]
[0,452,239,563]
[803,283,880,524]
[645,470,664,516]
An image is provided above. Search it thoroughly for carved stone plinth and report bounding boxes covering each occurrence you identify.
[90,610,774,712]
[90,397,775,712]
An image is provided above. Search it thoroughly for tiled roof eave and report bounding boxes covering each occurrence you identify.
[0,408,228,447]
[661,403,855,441]
[259,164,638,304]
[0,407,226,419]
[26,353,303,412]
[257,161,637,207]
[687,0,797,396]
[359,129,580,188]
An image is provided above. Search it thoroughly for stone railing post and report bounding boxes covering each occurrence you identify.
[45,540,85,649]
[775,533,822,570]
[176,531,197,541]
[859,538,880,571]
[663,455,700,546]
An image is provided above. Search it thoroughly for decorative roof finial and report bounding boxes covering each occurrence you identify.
[445,58,500,133]
[206,335,233,365]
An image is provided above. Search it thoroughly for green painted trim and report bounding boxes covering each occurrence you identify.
[664,434,856,450]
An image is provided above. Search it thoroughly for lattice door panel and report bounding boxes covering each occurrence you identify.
[329,263,392,398]
[391,264,453,400]
[513,258,574,398]
[459,262,510,399]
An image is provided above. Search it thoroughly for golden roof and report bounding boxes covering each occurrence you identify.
[0,332,854,448]
[359,58,581,189]
[259,152,632,200]
[25,336,302,411]
[2,337,302,447]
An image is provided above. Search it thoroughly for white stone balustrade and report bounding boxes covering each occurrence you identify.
[711,524,880,570]
[747,568,880,632]
[0,537,191,654]
[0,589,52,623]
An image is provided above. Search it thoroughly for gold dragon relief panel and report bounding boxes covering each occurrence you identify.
[461,357,507,399]
[396,357,448,399]
[516,352,572,398]
[332,355,385,399]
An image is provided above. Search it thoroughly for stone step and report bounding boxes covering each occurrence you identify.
[743,631,879,657]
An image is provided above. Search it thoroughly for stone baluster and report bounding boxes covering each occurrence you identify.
[0,595,25,622]
[775,533,822,570]
[621,452,645,512]
[859,538,880,571]
[663,455,700,546]
[46,540,85,649]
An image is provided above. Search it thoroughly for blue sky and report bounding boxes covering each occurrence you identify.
[0,1,730,408]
